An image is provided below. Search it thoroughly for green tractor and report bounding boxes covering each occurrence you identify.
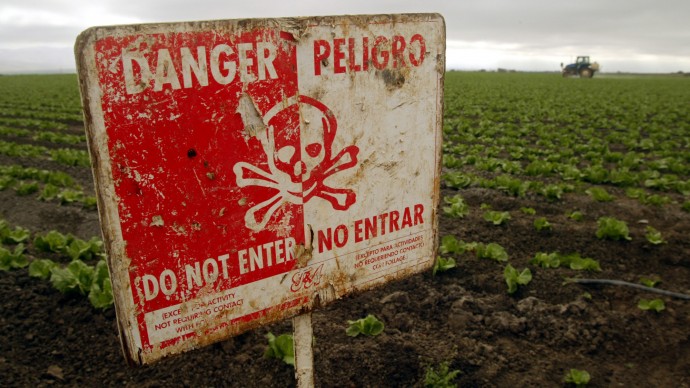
[561,56,600,78]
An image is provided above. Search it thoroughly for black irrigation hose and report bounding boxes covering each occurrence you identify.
[566,278,690,300]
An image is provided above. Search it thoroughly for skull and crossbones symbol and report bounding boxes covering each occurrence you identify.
[233,94,359,231]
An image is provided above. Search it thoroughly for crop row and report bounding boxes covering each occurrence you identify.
[0,117,70,132]
[0,125,85,144]
[0,74,82,115]
[0,164,95,208]
[442,73,690,216]
[0,139,90,167]
[0,219,111,309]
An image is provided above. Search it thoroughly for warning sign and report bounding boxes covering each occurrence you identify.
[75,13,445,365]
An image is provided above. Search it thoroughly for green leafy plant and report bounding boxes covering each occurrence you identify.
[530,252,560,268]
[433,256,456,276]
[564,368,591,387]
[504,264,532,294]
[0,243,28,271]
[424,362,461,388]
[34,231,103,260]
[641,194,671,207]
[34,230,70,253]
[264,332,294,366]
[644,226,665,245]
[442,194,469,218]
[530,252,601,271]
[520,207,536,215]
[0,176,15,190]
[639,277,660,288]
[28,259,58,279]
[568,211,584,221]
[493,174,529,197]
[88,260,113,309]
[28,257,112,309]
[65,237,103,261]
[567,256,602,272]
[0,220,30,244]
[586,187,614,202]
[346,314,384,337]
[440,235,465,255]
[15,181,39,196]
[475,242,508,262]
[483,210,511,225]
[443,172,472,189]
[596,217,632,241]
[560,253,602,272]
[50,259,95,294]
[638,298,665,312]
[533,217,552,231]
[540,184,564,201]
[38,183,60,201]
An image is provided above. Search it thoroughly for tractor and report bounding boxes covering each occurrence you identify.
[561,56,600,78]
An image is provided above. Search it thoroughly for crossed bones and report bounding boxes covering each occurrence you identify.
[233,95,359,231]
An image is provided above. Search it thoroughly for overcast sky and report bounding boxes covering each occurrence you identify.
[1,0,689,74]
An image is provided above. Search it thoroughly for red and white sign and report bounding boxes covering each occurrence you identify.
[76,13,445,365]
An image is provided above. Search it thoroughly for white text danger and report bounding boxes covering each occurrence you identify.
[122,42,279,94]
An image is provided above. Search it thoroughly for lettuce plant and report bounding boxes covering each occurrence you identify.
[530,252,601,271]
[346,314,384,337]
[564,368,591,387]
[442,195,469,218]
[88,260,113,309]
[28,259,58,278]
[644,226,665,245]
[29,258,113,309]
[443,172,472,189]
[638,298,665,312]
[424,362,461,388]
[433,256,456,276]
[504,264,532,294]
[475,242,508,262]
[38,183,61,201]
[483,210,510,225]
[530,252,560,268]
[264,332,294,366]
[15,182,39,196]
[568,211,584,221]
[0,220,30,244]
[50,259,94,294]
[440,235,465,255]
[533,217,552,231]
[34,231,103,260]
[639,277,660,288]
[0,243,27,271]
[595,217,631,241]
[586,187,614,202]
[520,207,536,215]
[34,230,70,253]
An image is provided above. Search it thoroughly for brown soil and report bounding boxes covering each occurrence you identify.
[2,143,690,387]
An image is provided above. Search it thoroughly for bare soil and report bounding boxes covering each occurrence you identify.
[2,152,690,387]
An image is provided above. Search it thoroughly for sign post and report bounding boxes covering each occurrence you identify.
[293,312,314,386]
[75,13,445,368]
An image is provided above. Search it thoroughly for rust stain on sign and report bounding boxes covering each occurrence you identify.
[75,13,445,366]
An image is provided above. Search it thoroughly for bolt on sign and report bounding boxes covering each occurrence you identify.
[75,13,445,365]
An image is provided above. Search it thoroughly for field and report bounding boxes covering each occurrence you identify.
[1,71,690,387]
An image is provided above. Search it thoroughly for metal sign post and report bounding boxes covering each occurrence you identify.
[76,13,445,371]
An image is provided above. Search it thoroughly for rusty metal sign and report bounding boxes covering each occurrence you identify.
[75,13,445,365]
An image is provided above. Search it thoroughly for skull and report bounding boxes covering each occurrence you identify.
[234,94,357,231]
[267,96,336,191]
